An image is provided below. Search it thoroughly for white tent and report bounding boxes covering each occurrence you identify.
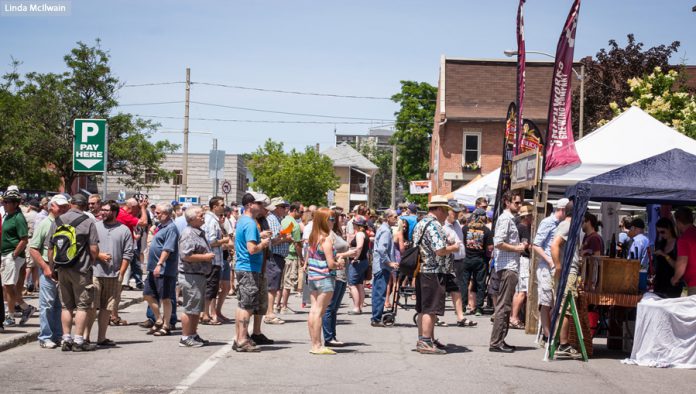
[451,107,696,200]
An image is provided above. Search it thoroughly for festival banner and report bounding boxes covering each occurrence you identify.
[543,0,582,173]
[492,102,517,224]
[519,119,543,153]
[515,0,526,155]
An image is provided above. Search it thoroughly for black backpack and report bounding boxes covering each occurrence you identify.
[399,221,433,276]
[51,214,89,267]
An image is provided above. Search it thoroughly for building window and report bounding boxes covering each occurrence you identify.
[172,170,183,185]
[462,131,481,169]
[144,171,157,185]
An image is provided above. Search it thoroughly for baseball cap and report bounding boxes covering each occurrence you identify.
[49,194,70,206]
[71,194,88,206]
[555,198,570,210]
[447,199,462,212]
[170,200,180,207]
[408,203,418,213]
[242,192,270,207]
[6,185,19,192]
[267,197,289,211]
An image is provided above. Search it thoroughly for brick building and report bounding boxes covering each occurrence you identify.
[429,56,556,195]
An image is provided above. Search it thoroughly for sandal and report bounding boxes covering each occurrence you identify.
[208,318,223,326]
[200,317,211,325]
[97,338,117,347]
[310,347,336,355]
[509,320,525,330]
[110,316,128,326]
[435,319,449,327]
[457,318,478,327]
[153,327,171,336]
[147,321,163,335]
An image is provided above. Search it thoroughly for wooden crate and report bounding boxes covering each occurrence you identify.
[596,257,640,294]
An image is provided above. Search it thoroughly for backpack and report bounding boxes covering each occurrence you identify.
[399,220,433,276]
[51,214,89,267]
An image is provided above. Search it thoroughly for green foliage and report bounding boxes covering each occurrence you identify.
[607,67,696,139]
[391,81,437,206]
[573,34,680,136]
[0,39,178,191]
[247,139,339,206]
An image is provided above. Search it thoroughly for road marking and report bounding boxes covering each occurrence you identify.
[170,342,234,393]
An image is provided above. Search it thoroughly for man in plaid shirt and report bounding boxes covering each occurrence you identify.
[489,190,527,353]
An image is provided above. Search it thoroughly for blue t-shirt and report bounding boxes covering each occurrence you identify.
[400,214,418,242]
[235,215,263,273]
[148,220,179,277]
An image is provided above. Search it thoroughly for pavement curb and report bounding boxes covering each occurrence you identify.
[0,295,144,353]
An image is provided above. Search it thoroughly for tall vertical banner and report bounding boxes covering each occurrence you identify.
[519,119,544,153]
[515,0,526,155]
[543,0,582,173]
[492,103,517,224]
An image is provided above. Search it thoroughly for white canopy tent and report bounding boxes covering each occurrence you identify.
[452,107,696,201]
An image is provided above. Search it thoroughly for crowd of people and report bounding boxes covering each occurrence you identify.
[1,184,694,357]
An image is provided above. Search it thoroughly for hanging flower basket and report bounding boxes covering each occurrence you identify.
[463,161,480,171]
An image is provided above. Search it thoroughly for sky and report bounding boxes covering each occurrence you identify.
[2,0,694,155]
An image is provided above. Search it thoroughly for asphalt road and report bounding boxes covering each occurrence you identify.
[0,291,693,393]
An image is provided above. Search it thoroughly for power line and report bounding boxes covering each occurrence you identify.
[122,81,185,87]
[133,113,430,127]
[190,101,393,121]
[191,81,394,100]
[118,101,185,106]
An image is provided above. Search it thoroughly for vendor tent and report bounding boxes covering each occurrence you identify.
[451,107,696,200]
[451,168,499,206]
[548,148,696,360]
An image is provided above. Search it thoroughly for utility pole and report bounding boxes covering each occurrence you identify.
[391,144,397,209]
[579,63,585,139]
[182,67,191,194]
[212,138,219,197]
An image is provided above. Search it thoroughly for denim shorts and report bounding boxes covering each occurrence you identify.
[307,277,335,294]
[220,260,231,281]
[347,259,369,285]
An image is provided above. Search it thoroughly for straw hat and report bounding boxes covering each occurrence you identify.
[427,195,453,210]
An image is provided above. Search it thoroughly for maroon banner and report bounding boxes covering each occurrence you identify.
[515,0,526,155]
[544,0,582,173]
[519,119,543,153]
[493,103,517,225]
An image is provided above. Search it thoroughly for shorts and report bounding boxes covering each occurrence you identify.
[267,254,286,291]
[415,273,446,316]
[561,272,579,317]
[516,256,530,293]
[347,258,369,285]
[179,272,206,315]
[25,247,37,268]
[444,273,459,293]
[282,257,299,290]
[536,263,554,307]
[307,277,335,294]
[57,268,94,311]
[143,272,176,301]
[1,253,24,285]
[256,274,268,315]
[220,260,231,282]
[236,271,261,311]
[92,277,120,311]
[205,265,222,300]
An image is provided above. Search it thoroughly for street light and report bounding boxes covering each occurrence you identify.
[504,49,586,138]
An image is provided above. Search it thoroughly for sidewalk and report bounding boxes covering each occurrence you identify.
[0,288,144,353]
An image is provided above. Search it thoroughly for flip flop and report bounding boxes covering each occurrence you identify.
[457,318,478,327]
[208,319,223,326]
[509,320,525,329]
[310,347,336,355]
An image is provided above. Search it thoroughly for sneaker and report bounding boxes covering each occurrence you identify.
[537,336,548,349]
[433,338,447,350]
[475,308,483,317]
[416,340,446,355]
[193,334,210,345]
[556,344,582,359]
[434,319,448,327]
[371,321,386,327]
[234,340,260,352]
[250,333,274,345]
[20,305,37,325]
[40,340,58,349]
[280,307,296,315]
[325,339,345,347]
[464,307,474,315]
[61,339,73,352]
[179,337,204,348]
[4,317,16,327]
[72,342,97,352]
[273,305,281,314]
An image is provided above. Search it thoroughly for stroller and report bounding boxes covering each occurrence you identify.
[381,272,419,326]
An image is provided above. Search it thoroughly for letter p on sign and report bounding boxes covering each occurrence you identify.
[81,122,100,142]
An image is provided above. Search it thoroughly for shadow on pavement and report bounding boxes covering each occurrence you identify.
[115,340,153,345]
[444,344,472,354]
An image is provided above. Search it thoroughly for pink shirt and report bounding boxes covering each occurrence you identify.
[677,225,696,287]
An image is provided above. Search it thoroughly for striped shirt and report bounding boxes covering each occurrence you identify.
[307,241,332,280]
[493,210,520,273]
[267,213,289,257]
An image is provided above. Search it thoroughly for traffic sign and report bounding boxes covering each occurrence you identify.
[221,180,232,194]
[73,119,107,172]
[178,195,200,204]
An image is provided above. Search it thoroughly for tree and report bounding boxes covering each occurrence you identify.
[391,81,437,206]
[572,34,681,136]
[0,40,178,191]
[607,67,696,138]
[247,139,339,206]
